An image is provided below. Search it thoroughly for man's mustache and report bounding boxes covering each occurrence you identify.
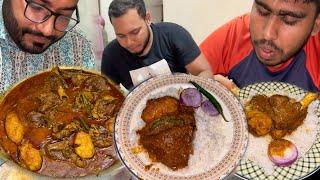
[254,39,282,52]
[22,28,57,41]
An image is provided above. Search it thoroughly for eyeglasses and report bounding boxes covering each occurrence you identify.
[24,0,80,32]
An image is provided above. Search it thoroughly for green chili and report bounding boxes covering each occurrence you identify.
[81,93,93,117]
[190,81,228,122]
[150,116,184,131]
[147,116,184,135]
[79,118,90,132]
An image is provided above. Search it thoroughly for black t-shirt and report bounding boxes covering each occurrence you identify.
[101,22,200,90]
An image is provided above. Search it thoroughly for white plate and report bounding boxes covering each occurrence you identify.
[236,82,320,179]
[114,74,248,180]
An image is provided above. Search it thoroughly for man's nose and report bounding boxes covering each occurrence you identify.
[263,16,279,41]
[36,17,55,37]
[125,37,134,47]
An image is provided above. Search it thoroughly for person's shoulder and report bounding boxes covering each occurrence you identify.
[66,28,90,41]
[153,22,183,28]
[304,32,320,59]
[103,39,124,61]
[152,22,187,33]
[58,28,92,47]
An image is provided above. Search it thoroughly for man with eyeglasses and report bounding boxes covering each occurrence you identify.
[0,0,95,94]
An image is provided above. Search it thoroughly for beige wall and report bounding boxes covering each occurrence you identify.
[100,0,114,42]
[163,0,253,44]
[77,0,99,43]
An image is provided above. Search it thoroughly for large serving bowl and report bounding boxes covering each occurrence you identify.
[0,66,125,178]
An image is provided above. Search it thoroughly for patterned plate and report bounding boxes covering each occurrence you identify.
[236,82,320,180]
[114,74,248,180]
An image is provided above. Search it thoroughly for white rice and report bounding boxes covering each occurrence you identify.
[129,87,234,176]
[243,92,319,175]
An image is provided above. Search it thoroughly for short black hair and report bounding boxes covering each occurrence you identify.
[108,0,146,22]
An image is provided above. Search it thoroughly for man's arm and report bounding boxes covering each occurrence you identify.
[185,53,213,78]
[167,23,213,78]
[101,43,121,85]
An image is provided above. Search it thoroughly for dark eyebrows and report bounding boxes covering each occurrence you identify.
[255,0,272,11]
[278,10,306,18]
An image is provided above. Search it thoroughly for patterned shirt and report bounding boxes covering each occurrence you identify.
[0,0,95,95]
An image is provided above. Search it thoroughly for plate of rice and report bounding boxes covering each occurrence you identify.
[114,74,248,180]
[236,82,320,179]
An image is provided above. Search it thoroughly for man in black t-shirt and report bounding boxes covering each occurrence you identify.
[101,0,212,90]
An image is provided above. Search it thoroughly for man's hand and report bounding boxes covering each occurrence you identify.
[186,53,214,78]
[214,74,239,96]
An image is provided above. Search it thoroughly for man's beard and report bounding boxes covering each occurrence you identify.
[2,0,59,54]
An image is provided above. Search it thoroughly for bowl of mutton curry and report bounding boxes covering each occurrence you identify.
[0,67,125,177]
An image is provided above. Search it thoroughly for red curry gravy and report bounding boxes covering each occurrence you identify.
[0,67,124,177]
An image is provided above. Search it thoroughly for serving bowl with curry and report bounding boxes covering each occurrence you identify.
[0,67,124,177]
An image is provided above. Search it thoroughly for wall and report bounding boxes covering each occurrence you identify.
[163,0,253,44]
[77,0,99,44]
[100,0,114,42]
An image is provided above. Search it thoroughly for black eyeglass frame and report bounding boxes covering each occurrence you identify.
[23,0,80,32]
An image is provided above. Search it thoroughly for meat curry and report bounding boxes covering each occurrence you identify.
[138,96,196,170]
[245,93,316,139]
[0,67,124,177]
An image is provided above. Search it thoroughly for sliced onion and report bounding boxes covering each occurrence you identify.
[268,139,298,167]
[201,100,219,116]
[180,88,202,108]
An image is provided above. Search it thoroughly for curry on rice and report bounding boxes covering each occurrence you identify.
[138,96,196,170]
[245,93,317,139]
[0,67,124,177]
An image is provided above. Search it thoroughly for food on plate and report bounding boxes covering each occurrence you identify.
[245,92,317,167]
[300,92,318,109]
[268,139,298,167]
[269,95,306,131]
[201,100,219,116]
[138,96,196,170]
[19,143,43,171]
[74,131,95,159]
[245,93,317,139]
[213,74,240,96]
[269,129,287,140]
[180,88,202,107]
[141,96,179,123]
[190,81,228,122]
[5,112,24,144]
[0,67,124,177]
[246,110,272,136]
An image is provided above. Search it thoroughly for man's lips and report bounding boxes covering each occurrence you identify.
[28,34,50,44]
[258,45,276,60]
